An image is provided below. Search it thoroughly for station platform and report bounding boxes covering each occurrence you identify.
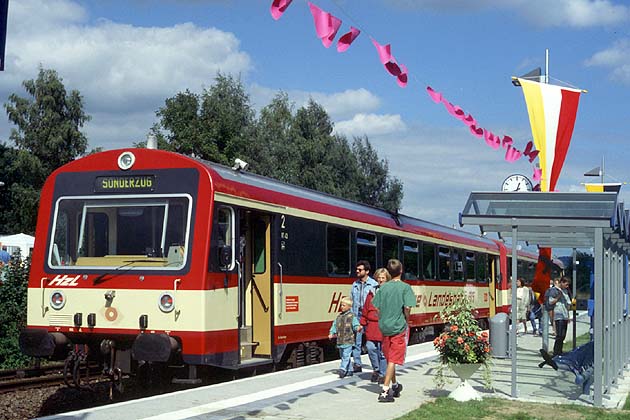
[39,313,628,420]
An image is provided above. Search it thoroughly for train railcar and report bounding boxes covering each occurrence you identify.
[19,148,529,386]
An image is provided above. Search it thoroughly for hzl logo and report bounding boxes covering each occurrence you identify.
[48,274,81,287]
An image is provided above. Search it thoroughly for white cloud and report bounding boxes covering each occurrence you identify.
[333,113,406,137]
[584,39,630,84]
[250,85,381,120]
[388,0,630,28]
[1,0,252,149]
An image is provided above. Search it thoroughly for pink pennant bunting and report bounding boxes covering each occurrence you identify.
[533,167,542,181]
[426,86,443,103]
[502,135,513,149]
[469,125,484,138]
[484,131,501,149]
[371,38,393,64]
[396,64,408,88]
[504,145,522,162]
[308,2,342,48]
[337,27,360,52]
[271,0,293,20]
[523,141,539,163]
[385,61,402,77]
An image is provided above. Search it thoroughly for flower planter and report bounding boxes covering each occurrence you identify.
[448,363,482,402]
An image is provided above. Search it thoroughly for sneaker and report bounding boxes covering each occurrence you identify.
[370,372,380,382]
[378,376,385,384]
[353,364,362,373]
[392,383,403,398]
[338,369,346,379]
[378,389,394,402]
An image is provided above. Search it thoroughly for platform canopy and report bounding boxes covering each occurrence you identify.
[459,191,630,407]
[459,191,625,248]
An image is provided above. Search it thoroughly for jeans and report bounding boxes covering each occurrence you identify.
[352,329,364,366]
[529,310,541,333]
[365,340,386,375]
[553,319,568,356]
[338,346,353,373]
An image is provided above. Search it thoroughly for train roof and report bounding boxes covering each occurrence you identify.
[196,156,501,250]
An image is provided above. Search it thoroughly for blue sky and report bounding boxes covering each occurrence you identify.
[1,0,629,233]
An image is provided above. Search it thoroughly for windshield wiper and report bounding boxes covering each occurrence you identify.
[92,259,161,285]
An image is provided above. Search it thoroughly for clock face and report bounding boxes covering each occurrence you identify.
[502,174,533,192]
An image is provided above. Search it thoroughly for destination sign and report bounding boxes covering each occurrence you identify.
[95,175,155,193]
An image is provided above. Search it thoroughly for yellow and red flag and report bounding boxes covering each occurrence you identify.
[517,79,582,192]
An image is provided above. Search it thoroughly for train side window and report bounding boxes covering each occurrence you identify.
[465,251,475,281]
[422,242,436,279]
[403,240,419,280]
[476,253,488,282]
[452,248,464,281]
[216,206,235,271]
[356,231,376,272]
[328,226,351,276]
[382,235,399,264]
[438,246,451,281]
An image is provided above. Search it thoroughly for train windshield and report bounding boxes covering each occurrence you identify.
[48,194,192,270]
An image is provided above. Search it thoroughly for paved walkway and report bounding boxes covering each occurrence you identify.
[40,312,627,420]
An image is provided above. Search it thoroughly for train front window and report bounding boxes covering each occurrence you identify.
[48,194,192,270]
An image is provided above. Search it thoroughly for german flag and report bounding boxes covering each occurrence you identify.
[584,183,622,193]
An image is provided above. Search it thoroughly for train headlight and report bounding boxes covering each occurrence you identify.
[158,292,175,313]
[117,151,135,170]
[50,290,66,310]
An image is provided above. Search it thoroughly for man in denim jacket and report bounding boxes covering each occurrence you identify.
[350,260,378,372]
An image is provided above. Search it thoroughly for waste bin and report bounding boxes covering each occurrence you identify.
[489,312,508,358]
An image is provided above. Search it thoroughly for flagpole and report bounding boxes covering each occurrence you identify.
[601,156,604,184]
[545,49,549,84]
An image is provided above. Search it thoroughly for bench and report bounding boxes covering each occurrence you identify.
[539,341,594,394]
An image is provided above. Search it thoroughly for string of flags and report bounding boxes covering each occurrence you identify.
[270,0,541,184]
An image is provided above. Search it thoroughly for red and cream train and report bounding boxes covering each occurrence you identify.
[19,148,542,384]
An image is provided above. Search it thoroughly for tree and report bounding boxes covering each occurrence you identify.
[152,73,255,165]
[5,67,90,178]
[352,136,403,212]
[0,254,31,369]
[1,68,90,234]
[151,76,403,212]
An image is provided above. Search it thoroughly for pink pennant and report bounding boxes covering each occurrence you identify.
[308,2,342,48]
[523,141,539,163]
[385,61,402,77]
[271,0,293,20]
[484,130,501,149]
[337,27,360,52]
[504,145,522,162]
[533,167,542,181]
[462,114,477,127]
[396,64,408,88]
[426,86,443,103]
[371,38,393,65]
[502,135,513,149]
[469,125,484,138]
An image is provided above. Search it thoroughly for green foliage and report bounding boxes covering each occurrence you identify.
[1,67,90,235]
[0,254,32,369]
[397,397,630,420]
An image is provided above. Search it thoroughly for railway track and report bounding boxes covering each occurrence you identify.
[0,363,103,394]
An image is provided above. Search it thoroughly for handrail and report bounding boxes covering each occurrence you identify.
[250,275,269,313]
[277,262,283,318]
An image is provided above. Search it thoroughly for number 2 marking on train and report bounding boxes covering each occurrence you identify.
[281,214,286,229]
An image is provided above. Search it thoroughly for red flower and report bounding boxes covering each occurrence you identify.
[450,325,458,332]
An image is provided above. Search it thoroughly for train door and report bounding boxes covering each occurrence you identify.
[238,211,272,360]
[489,255,497,317]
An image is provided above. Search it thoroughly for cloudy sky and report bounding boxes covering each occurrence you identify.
[1,0,629,233]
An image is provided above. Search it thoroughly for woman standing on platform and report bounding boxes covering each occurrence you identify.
[516,277,529,335]
[361,267,389,383]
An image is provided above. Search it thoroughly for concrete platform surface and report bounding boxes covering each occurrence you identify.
[39,313,627,420]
